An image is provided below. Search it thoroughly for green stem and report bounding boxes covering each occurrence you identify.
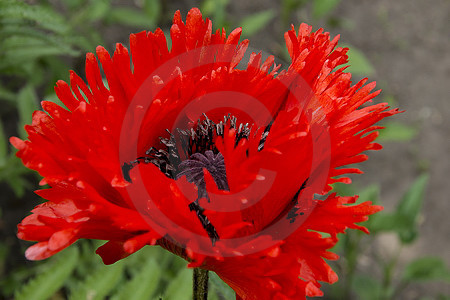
[193,268,209,300]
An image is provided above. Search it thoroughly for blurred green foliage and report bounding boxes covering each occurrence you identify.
[370,174,428,244]
[0,0,445,300]
[0,0,165,197]
[311,0,341,20]
[378,120,418,142]
[330,176,450,300]
[239,10,276,38]
[340,43,375,76]
[201,0,229,29]
[3,241,235,300]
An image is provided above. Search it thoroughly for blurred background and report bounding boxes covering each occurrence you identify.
[0,0,449,299]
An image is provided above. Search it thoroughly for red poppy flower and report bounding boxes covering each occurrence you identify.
[12,8,399,300]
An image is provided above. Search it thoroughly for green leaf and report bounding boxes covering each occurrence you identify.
[0,35,79,69]
[0,25,73,50]
[369,174,428,243]
[239,10,276,38]
[209,290,220,300]
[395,174,428,244]
[17,85,39,139]
[352,275,383,300]
[106,7,156,28]
[44,92,69,111]
[342,43,375,76]
[209,271,235,300]
[0,0,71,34]
[70,261,124,300]
[312,0,341,19]
[330,181,356,197]
[368,213,409,233]
[378,121,418,142]
[112,258,161,300]
[201,0,229,29]
[163,268,193,300]
[121,246,163,276]
[84,0,111,22]
[357,184,379,204]
[15,247,79,300]
[143,0,162,22]
[403,257,450,282]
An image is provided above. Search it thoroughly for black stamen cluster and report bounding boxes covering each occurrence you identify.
[122,114,265,182]
[121,114,274,246]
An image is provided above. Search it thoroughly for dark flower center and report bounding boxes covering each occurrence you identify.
[123,114,259,187]
[177,150,229,200]
[122,114,268,245]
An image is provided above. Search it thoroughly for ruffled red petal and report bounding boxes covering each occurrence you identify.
[12,8,399,299]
